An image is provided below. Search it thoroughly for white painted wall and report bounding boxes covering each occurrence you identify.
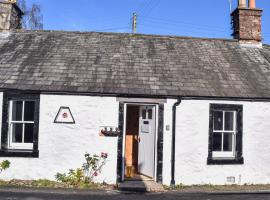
[0,95,119,184]
[1,94,270,186]
[173,100,270,185]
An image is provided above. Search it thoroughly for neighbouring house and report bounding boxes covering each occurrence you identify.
[0,0,269,186]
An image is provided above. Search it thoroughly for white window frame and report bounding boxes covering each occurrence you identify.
[212,110,237,159]
[8,100,35,150]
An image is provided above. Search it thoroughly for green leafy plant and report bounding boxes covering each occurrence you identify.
[55,168,84,186]
[83,152,108,183]
[55,152,108,186]
[0,160,10,174]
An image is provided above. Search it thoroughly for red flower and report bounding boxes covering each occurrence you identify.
[94,172,98,176]
[101,152,108,158]
[62,112,68,118]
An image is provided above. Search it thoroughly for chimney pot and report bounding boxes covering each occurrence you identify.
[238,0,246,8]
[249,0,256,9]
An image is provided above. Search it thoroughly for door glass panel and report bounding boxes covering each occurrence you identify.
[142,109,146,119]
[213,111,223,130]
[12,101,23,121]
[24,101,35,121]
[24,124,34,143]
[12,123,23,143]
[223,132,233,151]
[147,109,152,119]
[225,112,234,131]
[213,132,222,151]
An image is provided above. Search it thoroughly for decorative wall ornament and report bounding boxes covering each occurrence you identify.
[99,126,120,137]
[54,107,75,124]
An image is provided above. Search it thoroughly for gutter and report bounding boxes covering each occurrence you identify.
[170,98,181,188]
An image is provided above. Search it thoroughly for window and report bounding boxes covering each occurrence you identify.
[208,104,243,165]
[0,92,40,157]
[9,100,35,149]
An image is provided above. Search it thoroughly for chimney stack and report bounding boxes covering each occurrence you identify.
[231,0,262,46]
[0,0,23,31]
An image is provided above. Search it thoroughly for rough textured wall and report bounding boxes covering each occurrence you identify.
[0,3,11,30]
[231,8,262,42]
[174,100,270,185]
[0,95,119,184]
[0,3,21,30]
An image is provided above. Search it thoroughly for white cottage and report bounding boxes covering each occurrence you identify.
[0,0,269,186]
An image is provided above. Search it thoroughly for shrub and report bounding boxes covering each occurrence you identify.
[0,160,10,174]
[83,152,108,183]
[55,152,108,186]
[55,168,84,186]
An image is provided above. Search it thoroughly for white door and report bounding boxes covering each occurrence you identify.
[138,105,156,178]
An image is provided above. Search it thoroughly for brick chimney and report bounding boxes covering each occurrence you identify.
[0,0,23,31]
[231,0,262,46]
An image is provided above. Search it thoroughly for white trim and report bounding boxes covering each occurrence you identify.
[8,100,35,150]
[212,110,237,159]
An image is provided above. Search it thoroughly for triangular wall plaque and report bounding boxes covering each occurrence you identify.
[54,107,75,124]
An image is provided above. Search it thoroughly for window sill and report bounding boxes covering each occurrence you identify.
[207,157,244,165]
[0,149,39,158]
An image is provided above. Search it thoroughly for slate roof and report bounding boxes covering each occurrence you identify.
[0,30,270,98]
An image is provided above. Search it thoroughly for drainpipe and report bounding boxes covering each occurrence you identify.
[170,98,181,188]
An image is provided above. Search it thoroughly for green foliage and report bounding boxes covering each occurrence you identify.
[55,152,108,186]
[0,160,10,174]
[55,168,84,186]
[83,152,108,183]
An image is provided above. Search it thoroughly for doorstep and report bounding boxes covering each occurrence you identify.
[118,180,164,192]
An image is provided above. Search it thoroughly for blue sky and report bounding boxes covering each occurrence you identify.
[25,0,270,44]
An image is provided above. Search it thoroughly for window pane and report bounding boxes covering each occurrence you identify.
[223,133,233,152]
[24,124,34,143]
[24,101,35,121]
[142,109,146,119]
[213,132,222,151]
[213,111,223,130]
[148,109,152,119]
[12,101,23,121]
[12,123,23,143]
[225,112,234,131]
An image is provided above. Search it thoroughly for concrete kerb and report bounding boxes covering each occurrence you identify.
[1,186,270,195]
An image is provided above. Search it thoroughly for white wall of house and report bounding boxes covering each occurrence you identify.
[172,100,270,185]
[1,94,270,186]
[0,94,119,184]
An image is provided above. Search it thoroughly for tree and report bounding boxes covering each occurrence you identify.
[17,0,43,30]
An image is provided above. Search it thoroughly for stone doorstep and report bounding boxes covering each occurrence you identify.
[118,181,164,192]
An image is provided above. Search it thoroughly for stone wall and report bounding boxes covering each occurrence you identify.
[231,8,262,43]
[0,2,22,30]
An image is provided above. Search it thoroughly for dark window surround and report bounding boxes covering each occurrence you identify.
[0,91,40,158]
[207,104,243,165]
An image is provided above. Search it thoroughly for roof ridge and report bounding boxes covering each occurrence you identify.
[10,29,238,43]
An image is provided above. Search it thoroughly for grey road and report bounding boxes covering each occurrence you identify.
[1,190,270,200]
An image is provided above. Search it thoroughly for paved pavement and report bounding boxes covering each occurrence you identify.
[1,189,270,200]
